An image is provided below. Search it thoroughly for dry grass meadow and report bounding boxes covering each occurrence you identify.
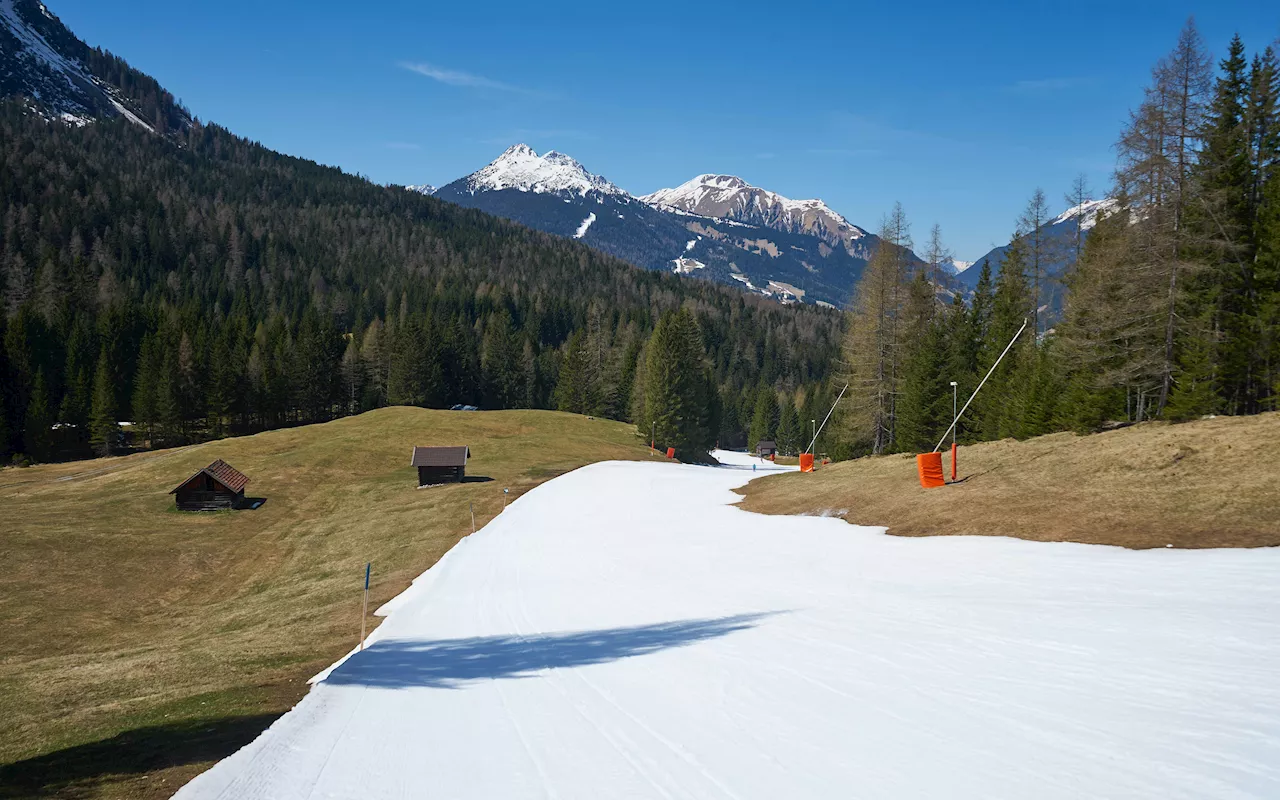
[738,412,1280,549]
[0,407,651,799]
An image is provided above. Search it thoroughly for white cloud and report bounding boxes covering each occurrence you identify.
[399,61,528,93]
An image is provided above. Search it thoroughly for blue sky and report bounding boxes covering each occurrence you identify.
[51,0,1279,259]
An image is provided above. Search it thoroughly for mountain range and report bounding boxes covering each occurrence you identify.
[3,0,1102,314]
[429,145,883,307]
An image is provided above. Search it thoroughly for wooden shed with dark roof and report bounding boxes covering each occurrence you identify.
[756,440,777,459]
[411,446,470,487]
[171,459,250,511]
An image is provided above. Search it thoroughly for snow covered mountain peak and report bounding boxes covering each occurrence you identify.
[464,144,627,197]
[639,173,870,257]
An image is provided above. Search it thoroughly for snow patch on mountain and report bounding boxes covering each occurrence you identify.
[1052,198,1119,232]
[464,144,627,197]
[574,213,596,239]
[105,91,154,133]
[405,184,437,195]
[672,257,706,274]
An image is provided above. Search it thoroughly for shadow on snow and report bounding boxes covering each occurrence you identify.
[324,612,777,690]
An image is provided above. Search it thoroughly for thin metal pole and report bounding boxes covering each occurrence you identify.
[934,318,1029,453]
[806,383,849,456]
[810,420,816,454]
[360,562,370,651]
[470,501,475,533]
[951,383,958,448]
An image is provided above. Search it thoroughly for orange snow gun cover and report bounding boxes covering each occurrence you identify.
[666,447,676,459]
[916,452,945,488]
[799,453,815,473]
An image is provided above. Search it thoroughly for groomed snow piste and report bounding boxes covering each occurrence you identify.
[174,450,1280,799]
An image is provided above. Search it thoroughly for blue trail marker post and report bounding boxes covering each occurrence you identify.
[360,562,371,651]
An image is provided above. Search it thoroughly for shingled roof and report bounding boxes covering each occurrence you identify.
[170,459,250,494]
[410,446,470,468]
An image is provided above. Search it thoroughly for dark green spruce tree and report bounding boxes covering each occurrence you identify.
[635,308,715,461]
[88,347,119,456]
[748,388,778,452]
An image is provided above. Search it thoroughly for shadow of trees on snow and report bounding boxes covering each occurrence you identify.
[325,612,776,690]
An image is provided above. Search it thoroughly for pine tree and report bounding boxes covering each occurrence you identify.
[474,313,518,410]
[156,357,182,446]
[132,334,158,446]
[896,305,950,453]
[360,318,388,408]
[340,334,363,416]
[1196,35,1259,413]
[1006,341,1062,439]
[776,398,802,456]
[973,238,1031,439]
[88,348,119,456]
[748,389,778,452]
[1252,164,1280,409]
[24,368,53,462]
[555,329,590,413]
[1164,312,1220,420]
[635,308,714,460]
[0,313,11,460]
[207,335,236,438]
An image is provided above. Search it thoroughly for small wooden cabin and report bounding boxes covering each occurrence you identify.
[411,445,470,486]
[756,440,777,459]
[171,459,249,511]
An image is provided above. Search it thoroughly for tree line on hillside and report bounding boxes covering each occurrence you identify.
[0,104,842,464]
[829,21,1280,457]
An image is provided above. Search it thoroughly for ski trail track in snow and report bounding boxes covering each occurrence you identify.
[175,450,1280,799]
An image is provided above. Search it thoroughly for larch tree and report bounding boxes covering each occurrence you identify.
[1016,188,1055,335]
[838,203,913,454]
[1115,17,1212,414]
[1065,173,1094,271]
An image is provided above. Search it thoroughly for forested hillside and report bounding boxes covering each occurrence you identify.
[832,23,1279,458]
[0,105,841,463]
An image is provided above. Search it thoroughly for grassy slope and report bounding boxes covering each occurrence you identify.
[0,408,651,799]
[738,412,1280,550]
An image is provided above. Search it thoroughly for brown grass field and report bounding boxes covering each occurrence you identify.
[738,412,1280,549]
[0,408,651,799]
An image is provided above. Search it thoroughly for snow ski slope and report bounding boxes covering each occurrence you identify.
[174,450,1280,799]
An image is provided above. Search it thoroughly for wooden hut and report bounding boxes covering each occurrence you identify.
[411,446,470,486]
[171,459,249,511]
[756,440,777,459]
